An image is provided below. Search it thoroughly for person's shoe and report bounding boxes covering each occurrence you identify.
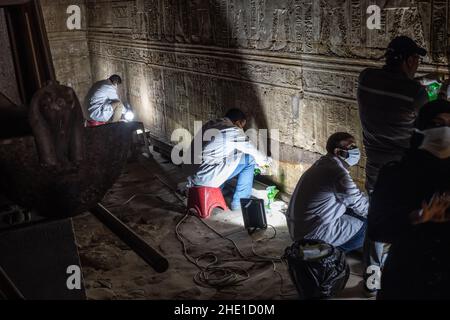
[362,283,378,299]
[363,265,382,299]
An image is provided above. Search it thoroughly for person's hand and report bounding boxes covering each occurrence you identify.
[255,157,273,175]
[417,72,446,84]
[262,157,273,168]
[438,78,450,100]
[411,193,450,225]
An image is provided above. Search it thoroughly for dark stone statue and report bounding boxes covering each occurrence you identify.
[29,82,85,166]
[0,83,138,218]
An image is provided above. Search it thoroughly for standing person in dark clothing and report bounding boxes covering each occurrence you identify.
[358,36,429,191]
[369,100,450,300]
[357,36,431,294]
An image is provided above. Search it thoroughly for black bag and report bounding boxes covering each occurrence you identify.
[283,239,350,300]
[240,198,267,234]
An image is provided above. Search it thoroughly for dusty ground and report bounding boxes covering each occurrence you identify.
[72,149,369,300]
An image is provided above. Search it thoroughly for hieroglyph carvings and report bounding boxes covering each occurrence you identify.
[40,0,450,191]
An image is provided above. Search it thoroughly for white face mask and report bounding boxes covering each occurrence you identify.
[338,148,361,167]
[419,126,450,159]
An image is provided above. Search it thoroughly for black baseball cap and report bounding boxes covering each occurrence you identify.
[385,36,427,60]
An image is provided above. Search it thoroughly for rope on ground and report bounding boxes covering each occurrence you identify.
[176,211,297,297]
[115,171,296,296]
[175,213,250,289]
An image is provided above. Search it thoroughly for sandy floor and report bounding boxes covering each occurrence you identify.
[72,149,369,300]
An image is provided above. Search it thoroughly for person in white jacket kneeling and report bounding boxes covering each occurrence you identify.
[188,109,272,211]
[286,132,369,253]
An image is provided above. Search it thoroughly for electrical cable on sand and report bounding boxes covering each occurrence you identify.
[110,171,297,296]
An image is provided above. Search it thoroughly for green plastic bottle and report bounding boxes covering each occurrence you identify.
[427,82,442,102]
[266,186,279,209]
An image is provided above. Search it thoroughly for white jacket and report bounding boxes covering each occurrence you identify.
[188,118,269,188]
[85,80,121,122]
[286,155,369,246]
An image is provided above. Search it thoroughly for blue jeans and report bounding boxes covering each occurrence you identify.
[224,154,256,210]
[363,191,390,290]
[338,222,367,253]
[338,211,367,253]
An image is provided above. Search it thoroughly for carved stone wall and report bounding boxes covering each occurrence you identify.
[41,0,92,101]
[42,0,450,192]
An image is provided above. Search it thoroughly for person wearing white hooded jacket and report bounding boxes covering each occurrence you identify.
[84,74,125,123]
[187,109,272,211]
[286,132,369,252]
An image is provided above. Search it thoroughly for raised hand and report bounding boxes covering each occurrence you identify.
[411,192,450,225]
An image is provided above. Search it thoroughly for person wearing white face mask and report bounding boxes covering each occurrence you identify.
[369,100,450,300]
[286,132,369,252]
[418,125,450,159]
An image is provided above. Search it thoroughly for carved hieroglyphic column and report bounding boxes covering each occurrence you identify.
[431,0,449,63]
